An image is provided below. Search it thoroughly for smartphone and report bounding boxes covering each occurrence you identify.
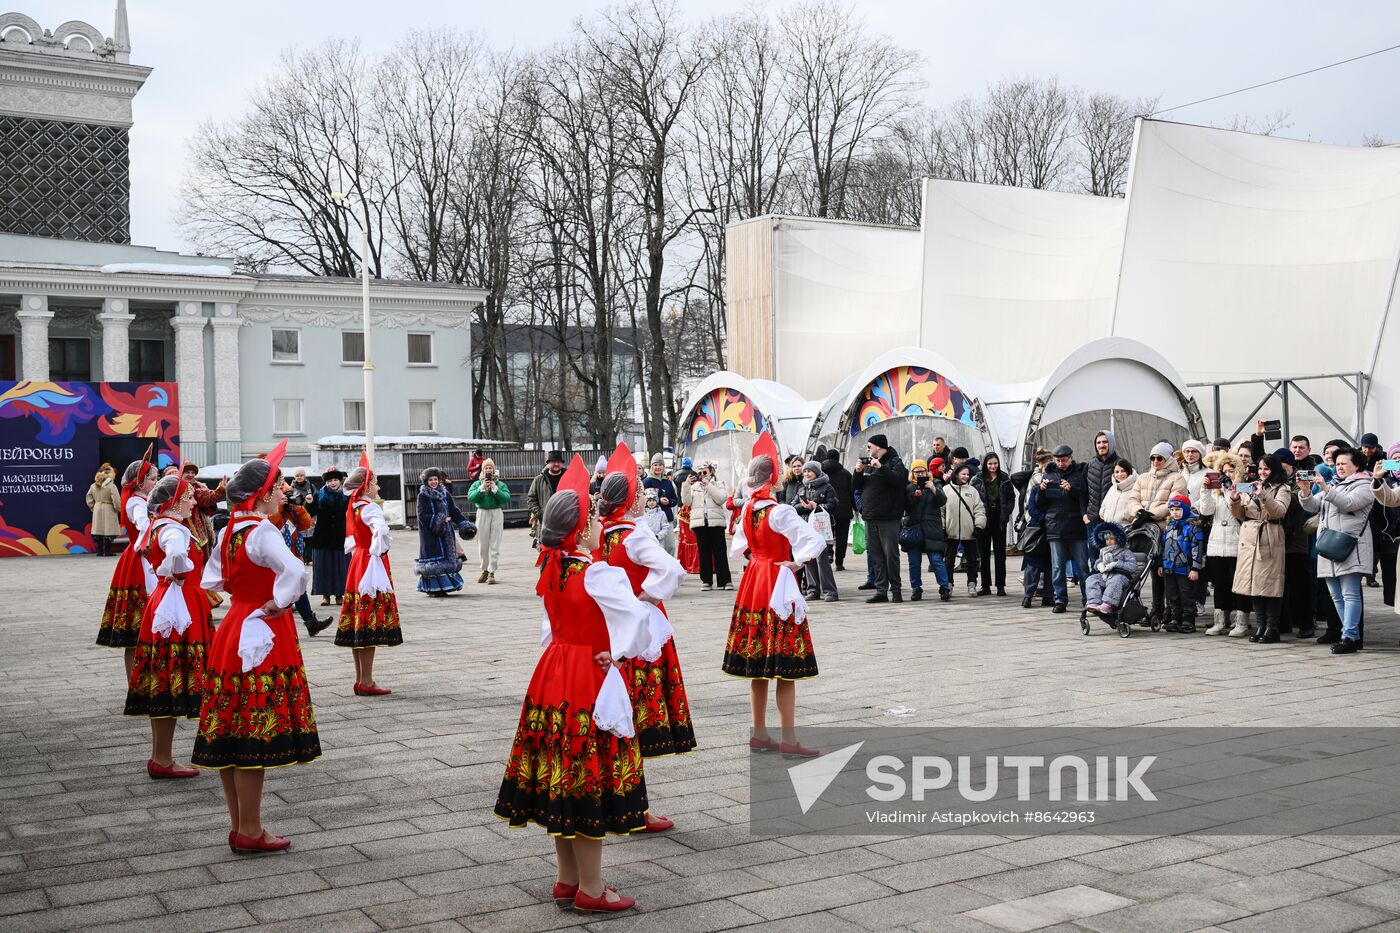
[1382,459,1400,472]
[1204,470,1221,490]
[1235,481,1257,495]
[1296,469,1316,482]
[1262,419,1283,440]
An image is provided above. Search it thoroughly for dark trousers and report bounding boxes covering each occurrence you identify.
[693,525,731,587]
[294,592,317,624]
[832,516,851,569]
[866,517,902,596]
[1206,556,1247,614]
[1381,546,1397,607]
[1282,552,1314,632]
[94,534,114,556]
[1162,571,1196,621]
[977,522,1007,590]
[1256,594,1283,632]
[955,538,981,584]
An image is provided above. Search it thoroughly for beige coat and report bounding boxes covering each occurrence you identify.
[685,475,729,528]
[1127,461,1188,530]
[942,482,986,541]
[86,473,121,537]
[1230,483,1290,598]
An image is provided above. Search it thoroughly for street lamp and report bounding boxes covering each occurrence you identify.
[331,191,375,465]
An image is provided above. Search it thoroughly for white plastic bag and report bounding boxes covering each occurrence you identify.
[807,507,834,544]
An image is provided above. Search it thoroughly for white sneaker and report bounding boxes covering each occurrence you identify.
[1227,610,1250,637]
[700,583,712,591]
[967,583,978,598]
[1205,609,1228,635]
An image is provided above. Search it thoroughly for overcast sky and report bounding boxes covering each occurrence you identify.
[42,0,1400,252]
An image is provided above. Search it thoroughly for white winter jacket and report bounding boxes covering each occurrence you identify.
[1197,488,1243,557]
[1098,473,1138,527]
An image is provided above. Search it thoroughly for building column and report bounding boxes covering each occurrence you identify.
[170,302,208,464]
[17,294,52,381]
[98,298,136,382]
[210,303,242,463]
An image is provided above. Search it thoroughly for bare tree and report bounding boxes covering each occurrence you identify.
[1077,92,1158,196]
[780,0,923,217]
[1215,109,1293,136]
[180,40,385,277]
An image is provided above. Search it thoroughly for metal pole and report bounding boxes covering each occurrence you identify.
[1212,384,1222,440]
[1281,381,1290,445]
[361,222,374,465]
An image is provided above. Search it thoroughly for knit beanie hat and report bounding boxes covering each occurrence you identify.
[1151,441,1175,462]
[952,446,969,460]
[802,460,823,476]
[911,458,928,471]
[650,453,664,466]
[868,434,888,449]
[1273,448,1296,466]
[1169,493,1190,509]
[1182,439,1207,457]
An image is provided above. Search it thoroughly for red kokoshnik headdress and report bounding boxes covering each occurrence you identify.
[601,441,639,522]
[749,430,780,498]
[350,450,374,500]
[119,443,156,520]
[155,476,190,516]
[535,454,592,596]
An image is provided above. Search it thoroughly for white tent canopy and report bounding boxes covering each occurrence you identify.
[1113,119,1400,442]
[918,179,1126,384]
[807,346,1000,462]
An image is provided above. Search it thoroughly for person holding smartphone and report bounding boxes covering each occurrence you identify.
[1371,451,1400,610]
[468,458,511,584]
[1300,448,1376,653]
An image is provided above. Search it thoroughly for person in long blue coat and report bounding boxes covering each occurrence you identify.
[309,467,350,606]
[416,468,475,596]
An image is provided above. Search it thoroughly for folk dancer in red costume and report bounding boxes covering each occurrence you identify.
[192,441,320,855]
[494,455,653,913]
[125,474,212,779]
[336,452,402,695]
[97,446,158,678]
[722,431,825,758]
[593,442,694,833]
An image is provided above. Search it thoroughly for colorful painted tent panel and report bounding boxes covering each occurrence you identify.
[851,366,976,435]
[687,388,769,441]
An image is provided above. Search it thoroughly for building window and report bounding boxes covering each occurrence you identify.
[49,337,91,381]
[273,399,303,435]
[409,399,436,434]
[128,339,165,381]
[407,332,434,365]
[271,328,300,363]
[342,330,365,364]
[344,399,365,434]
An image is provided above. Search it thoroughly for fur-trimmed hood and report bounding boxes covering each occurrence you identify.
[1203,450,1245,483]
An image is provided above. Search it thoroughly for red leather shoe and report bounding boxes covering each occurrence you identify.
[353,683,392,696]
[147,759,199,779]
[573,887,635,913]
[228,830,236,853]
[552,882,579,909]
[230,830,291,855]
[779,742,820,758]
[749,735,779,752]
[644,813,674,832]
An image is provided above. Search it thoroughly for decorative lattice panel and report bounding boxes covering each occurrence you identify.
[0,116,130,244]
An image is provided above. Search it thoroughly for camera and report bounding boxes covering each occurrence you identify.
[1296,469,1316,482]
[1262,419,1283,440]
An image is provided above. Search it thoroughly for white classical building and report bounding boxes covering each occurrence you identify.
[0,5,485,467]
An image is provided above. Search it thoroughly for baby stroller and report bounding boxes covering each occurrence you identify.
[1080,520,1161,638]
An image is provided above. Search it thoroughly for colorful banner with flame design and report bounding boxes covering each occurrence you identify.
[851,366,977,436]
[687,388,769,442]
[0,381,180,557]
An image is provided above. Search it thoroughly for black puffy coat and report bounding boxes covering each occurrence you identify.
[1084,430,1119,523]
[1039,461,1089,540]
[971,472,1016,526]
[822,456,855,522]
[853,447,907,521]
[904,479,947,552]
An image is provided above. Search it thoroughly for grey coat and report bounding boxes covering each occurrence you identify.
[1300,474,1376,578]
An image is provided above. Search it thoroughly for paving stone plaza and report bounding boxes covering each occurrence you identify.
[3,530,1400,932]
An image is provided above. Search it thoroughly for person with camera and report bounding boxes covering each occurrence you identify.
[903,459,950,601]
[684,460,732,591]
[468,458,511,584]
[852,434,907,603]
[821,448,855,572]
[1371,450,1400,611]
[1301,447,1376,654]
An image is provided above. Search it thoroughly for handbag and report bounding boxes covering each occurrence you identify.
[1315,528,1358,562]
[851,514,867,555]
[808,507,834,544]
[1015,522,1045,554]
[898,522,925,553]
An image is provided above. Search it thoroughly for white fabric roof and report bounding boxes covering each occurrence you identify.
[918,180,1126,384]
[771,217,921,400]
[1112,120,1400,390]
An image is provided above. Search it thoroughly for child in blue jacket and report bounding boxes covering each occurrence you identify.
[1158,493,1205,632]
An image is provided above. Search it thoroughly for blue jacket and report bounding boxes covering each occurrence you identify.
[1159,501,1205,575]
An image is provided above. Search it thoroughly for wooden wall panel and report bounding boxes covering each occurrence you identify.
[724,218,773,380]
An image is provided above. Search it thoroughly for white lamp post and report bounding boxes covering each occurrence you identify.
[331,192,375,464]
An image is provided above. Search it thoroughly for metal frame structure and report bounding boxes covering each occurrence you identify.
[1187,372,1370,447]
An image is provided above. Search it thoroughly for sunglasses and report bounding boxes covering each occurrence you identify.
[1150,455,1166,461]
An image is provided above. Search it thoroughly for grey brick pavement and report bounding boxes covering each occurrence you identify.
[2,530,1399,931]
